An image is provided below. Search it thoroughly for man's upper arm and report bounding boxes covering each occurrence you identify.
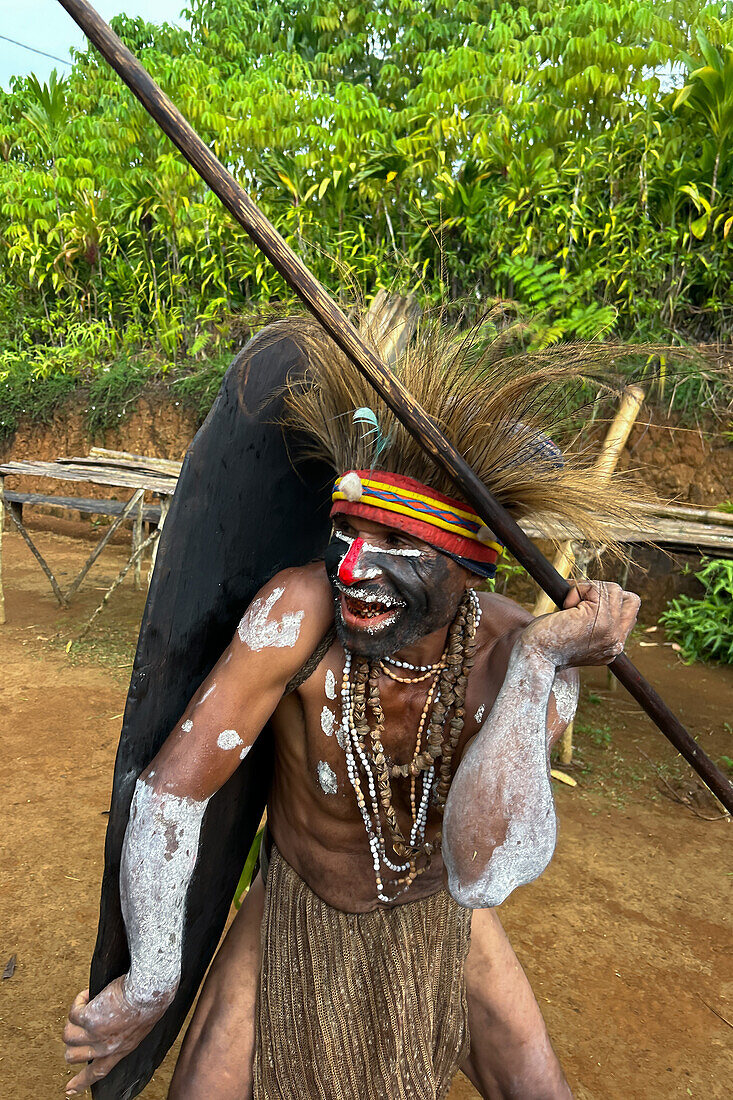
[143,567,332,800]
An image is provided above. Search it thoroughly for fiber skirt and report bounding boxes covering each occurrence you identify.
[253,845,472,1099]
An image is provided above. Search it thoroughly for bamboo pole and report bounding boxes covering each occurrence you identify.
[132,495,144,590]
[645,501,733,528]
[56,0,733,815]
[534,386,645,618]
[147,496,170,587]
[534,387,644,764]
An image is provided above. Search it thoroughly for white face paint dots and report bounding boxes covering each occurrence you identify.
[237,586,304,652]
[334,530,422,559]
[181,719,193,733]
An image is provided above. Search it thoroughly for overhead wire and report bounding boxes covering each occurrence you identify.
[0,32,71,66]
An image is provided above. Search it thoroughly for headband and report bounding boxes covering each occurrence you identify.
[331,470,503,575]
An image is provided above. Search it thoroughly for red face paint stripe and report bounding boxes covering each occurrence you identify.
[338,538,363,585]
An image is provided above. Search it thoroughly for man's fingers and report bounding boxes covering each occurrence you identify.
[67,989,91,1027]
[63,1021,93,1046]
[66,1053,118,1096]
[65,1044,98,1065]
[562,585,583,609]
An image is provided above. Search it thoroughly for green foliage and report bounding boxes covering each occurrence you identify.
[1,1,733,428]
[170,353,232,418]
[233,826,264,908]
[660,558,733,663]
[86,358,159,434]
[484,554,527,594]
[575,721,613,747]
[0,351,79,438]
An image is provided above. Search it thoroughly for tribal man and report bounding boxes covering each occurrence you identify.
[63,318,641,1099]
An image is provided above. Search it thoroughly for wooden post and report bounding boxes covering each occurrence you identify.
[0,477,68,607]
[0,475,5,625]
[534,385,645,618]
[56,0,733,813]
[133,495,144,590]
[534,385,645,764]
[66,488,146,601]
[148,496,170,586]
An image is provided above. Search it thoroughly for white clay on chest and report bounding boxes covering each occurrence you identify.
[181,719,193,733]
[317,760,338,795]
[321,705,336,737]
[237,587,304,651]
[474,703,485,724]
[325,669,337,700]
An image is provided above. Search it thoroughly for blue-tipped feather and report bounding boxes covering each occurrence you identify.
[353,406,392,459]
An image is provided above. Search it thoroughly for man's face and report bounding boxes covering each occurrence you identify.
[324,515,472,658]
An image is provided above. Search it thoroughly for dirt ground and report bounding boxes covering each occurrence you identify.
[0,525,731,1100]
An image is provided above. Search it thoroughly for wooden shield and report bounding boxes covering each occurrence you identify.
[89,332,332,1099]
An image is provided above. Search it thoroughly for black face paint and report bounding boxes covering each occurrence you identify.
[324,532,466,658]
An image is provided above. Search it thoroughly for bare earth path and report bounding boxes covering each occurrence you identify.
[0,527,731,1099]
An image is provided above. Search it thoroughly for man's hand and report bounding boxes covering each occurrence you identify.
[63,979,171,1096]
[521,580,640,670]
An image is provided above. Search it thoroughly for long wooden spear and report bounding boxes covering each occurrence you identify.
[56,0,733,814]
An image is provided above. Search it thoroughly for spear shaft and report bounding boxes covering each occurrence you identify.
[56,0,733,814]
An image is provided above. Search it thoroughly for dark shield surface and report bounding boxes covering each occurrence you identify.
[89,331,332,1099]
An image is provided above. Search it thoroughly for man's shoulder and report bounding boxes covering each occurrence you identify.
[476,590,532,645]
[265,561,332,611]
[224,562,334,686]
[253,562,334,647]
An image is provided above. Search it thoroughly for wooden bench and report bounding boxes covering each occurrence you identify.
[2,491,162,527]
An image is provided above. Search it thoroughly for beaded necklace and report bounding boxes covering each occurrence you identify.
[382,654,440,673]
[339,589,481,903]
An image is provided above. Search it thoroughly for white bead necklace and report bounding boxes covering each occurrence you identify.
[339,588,482,904]
[382,654,439,673]
[340,656,443,902]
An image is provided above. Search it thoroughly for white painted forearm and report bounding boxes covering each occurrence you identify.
[444,640,577,908]
[120,779,209,1007]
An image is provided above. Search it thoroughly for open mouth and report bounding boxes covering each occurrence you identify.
[338,587,404,630]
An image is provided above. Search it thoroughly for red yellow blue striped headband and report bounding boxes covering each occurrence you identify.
[331,469,502,573]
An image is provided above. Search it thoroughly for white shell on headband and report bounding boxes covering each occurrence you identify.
[477,525,498,543]
[338,472,363,502]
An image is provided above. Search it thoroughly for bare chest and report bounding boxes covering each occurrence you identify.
[283,651,502,811]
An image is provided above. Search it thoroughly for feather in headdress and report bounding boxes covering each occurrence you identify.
[268,307,649,552]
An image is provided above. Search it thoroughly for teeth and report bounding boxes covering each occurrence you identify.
[349,600,388,619]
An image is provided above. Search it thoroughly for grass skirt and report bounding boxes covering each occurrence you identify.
[253,845,472,1099]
